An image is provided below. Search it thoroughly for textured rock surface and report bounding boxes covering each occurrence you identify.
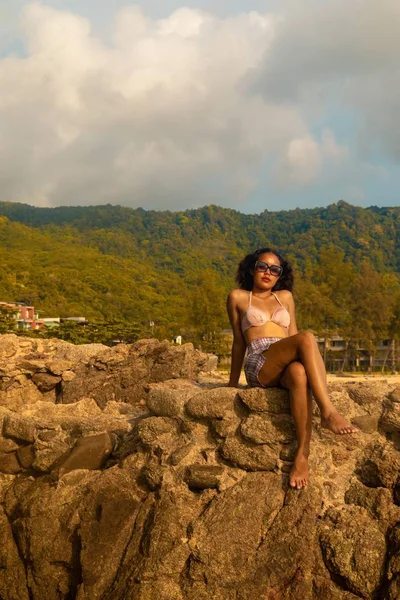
[0,335,399,600]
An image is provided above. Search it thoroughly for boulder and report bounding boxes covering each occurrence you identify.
[319,506,386,598]
[51,432,116,478]
[221,433,278,471]
[0,506,30,600]
[345,479,400,528]
[238,386,290,413]
[186,388,238,419]
[31,372,61,392]
[184,465,225,490]
[380,393,400,435]
[146,384,196,418]
[240,412,295,445]
[0,335,398,599]
[357,440,400,488]
[3,413,36,443]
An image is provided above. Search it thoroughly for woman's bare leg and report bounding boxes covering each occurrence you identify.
[259,332,357,434]
[281,362,313,489]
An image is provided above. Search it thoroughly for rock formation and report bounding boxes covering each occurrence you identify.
[0,334,399,600]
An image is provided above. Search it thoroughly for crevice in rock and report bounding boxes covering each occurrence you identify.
[255,501,284,553]
[67,527,82,600]
[138,502,156,558]
[95,503,103,522]
[188,493,217,527]
[54,380,63,404]
[393,470,400,507]
[281,566,304,595]
[102,501,151,600]
[233,395,249,419]
[6,508,31,598]
[178,552,206,593]
[27,582,34,600]
[325,568,361,598]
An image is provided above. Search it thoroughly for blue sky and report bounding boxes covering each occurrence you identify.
[0,0,399,213]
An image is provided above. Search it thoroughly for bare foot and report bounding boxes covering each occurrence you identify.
[289,453,309,490]
[321,412,358,435]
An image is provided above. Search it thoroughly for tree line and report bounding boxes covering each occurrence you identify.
[1,248,399,361]
[0,201,399,361]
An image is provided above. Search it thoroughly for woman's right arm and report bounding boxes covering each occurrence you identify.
[226,290,247,387]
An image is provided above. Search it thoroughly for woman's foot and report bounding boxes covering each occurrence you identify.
[289,453,309,489]
[321,412,358,434]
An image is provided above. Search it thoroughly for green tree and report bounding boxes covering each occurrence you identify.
[0,306,17,333]
[40,320,141,345]
[186,270,228,354]
[295,279,341,336]
[346,262,393,344]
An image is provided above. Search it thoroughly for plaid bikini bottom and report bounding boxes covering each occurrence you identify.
[244,337,283,388]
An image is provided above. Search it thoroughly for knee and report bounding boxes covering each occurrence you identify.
[285,361,307,386]
[297,331,317,349]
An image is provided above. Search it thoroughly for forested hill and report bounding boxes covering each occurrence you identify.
[0,200,399,270]
[0,200,399,343]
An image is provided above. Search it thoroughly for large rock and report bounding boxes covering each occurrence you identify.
[237,488,323,600]
[0,335,213,411]
[221,433,278,471]
[319,506,386,598]
[380,389,400,437]
[0,335,399,599]
[184,472,284,597]
[0,505,29,600]
[186,387,238,419]
[357,439,400,488]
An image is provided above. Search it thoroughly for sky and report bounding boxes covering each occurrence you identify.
[0,0,399,214]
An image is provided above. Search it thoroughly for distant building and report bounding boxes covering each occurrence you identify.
[0,301,85,331]
[0,301,40,330]
[317,335,396,373]
[60,317,88,323]
[36,317,61,329]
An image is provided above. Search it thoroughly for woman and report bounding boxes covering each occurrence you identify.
[227,247,357,490]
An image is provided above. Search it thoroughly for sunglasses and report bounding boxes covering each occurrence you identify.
[254,260,283,277]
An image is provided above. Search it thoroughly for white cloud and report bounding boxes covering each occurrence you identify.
[271,129,349,189]
[0,1,399,211]
[273,136,322,187]
[254,0,400,163]
[0,2,312,209]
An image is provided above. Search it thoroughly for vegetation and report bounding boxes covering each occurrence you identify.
[18,319,141,346]
[0,305,18,334]
[0,201,399,357]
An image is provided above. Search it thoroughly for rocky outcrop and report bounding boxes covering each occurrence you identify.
[0,335,399,600]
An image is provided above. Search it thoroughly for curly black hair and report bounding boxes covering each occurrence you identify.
[235,247,293,292]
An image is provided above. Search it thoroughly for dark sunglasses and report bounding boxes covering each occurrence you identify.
[254,260,283,277]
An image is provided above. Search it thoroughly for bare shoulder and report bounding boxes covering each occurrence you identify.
[227,288,248,328]
[227,288,248,304]
[274,289,294,305]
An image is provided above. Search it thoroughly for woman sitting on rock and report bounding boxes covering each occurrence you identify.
[226,247,357,490]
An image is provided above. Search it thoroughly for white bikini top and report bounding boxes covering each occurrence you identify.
[241,292,290,332]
